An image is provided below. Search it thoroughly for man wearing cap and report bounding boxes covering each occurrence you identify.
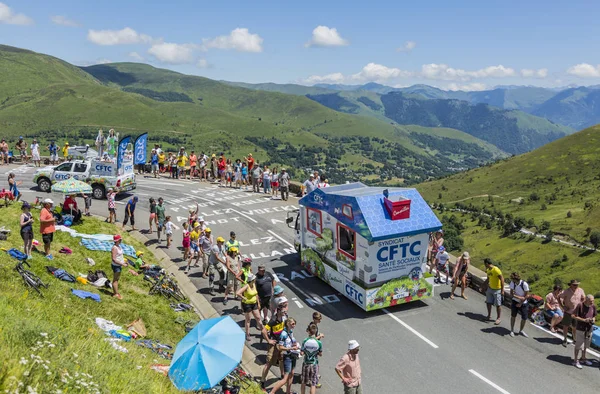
[15,136,28,165]
[47,141,59,165]
[199,227,213,277]
[62,142,70,161]
[111,234,127,300]
[39,198,56,259]
[279,169,290,201]
[558,279,586,347]
[131,251,150,270]
[225,231,240,253]
[303,175,317,195]
[208,236,227,293]
[251,160,263,193]
[261,296,288,389]
[256,263,276,325]
[122,196,138,231]
[30,139,41,167]
[434,245,450,285]
[335,340,362,394]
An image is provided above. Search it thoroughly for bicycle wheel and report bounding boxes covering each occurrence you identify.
[24,274,43,297]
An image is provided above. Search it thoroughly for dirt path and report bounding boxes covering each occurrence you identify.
[446,194,501,204]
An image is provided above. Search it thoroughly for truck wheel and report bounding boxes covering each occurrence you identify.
[92,184,105,200]
[37,178,51,193]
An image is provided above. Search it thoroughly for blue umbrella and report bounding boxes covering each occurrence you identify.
[169,315,245,391]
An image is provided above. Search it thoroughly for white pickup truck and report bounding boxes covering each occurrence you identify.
[33,147,136,199]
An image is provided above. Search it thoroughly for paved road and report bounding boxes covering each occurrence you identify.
[5,164,599,394]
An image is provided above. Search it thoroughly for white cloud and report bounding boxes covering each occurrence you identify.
[197,58,209,68]
[128,51,145,61]
[0,2,33,25]
[302,72,346,84]
[397,41,416,52]
[87,27,152,46]
[446,82,487,91]
[520,68,548,78]
[567,63,600,78]
[351,63,412,82]
[305,26,348,47]
[420,63,515,81]
[51,15,79,27]
[201,28,263,52]
[147,42,195,64]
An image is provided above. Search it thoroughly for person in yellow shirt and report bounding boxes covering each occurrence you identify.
[481,259,505,325]
[185,222,201,273]
[158,151,166,173]
[62,142,70,160]
[176,147,188,179]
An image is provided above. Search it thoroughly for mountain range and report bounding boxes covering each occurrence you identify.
[0,44,507,185]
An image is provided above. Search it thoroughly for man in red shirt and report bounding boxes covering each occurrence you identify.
[246,153,255,172]
[40,198,56,259]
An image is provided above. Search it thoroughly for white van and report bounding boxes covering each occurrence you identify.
[33,147,136,199]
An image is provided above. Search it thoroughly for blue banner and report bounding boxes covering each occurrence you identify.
[117,135,131,170]
[133,133,148,165]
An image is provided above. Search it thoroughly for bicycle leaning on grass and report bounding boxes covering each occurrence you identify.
[15,261,48,296]
[143,270,186,301]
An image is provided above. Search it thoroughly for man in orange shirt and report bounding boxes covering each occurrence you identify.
[39,198,56,260]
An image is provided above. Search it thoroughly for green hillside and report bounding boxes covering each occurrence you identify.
[532,87,600,130]
[0,45,502,184]
[417,124,600,297]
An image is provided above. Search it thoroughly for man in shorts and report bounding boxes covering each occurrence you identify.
[15,136,28,164]
[208,236,227,293]
[39,198,56,260]
[279,169,290,201]
[0,139,8,165]
[155,197,166,243]
[558,279,585,347]
[572,294,597,369]
[47,140,59,165]
[150,149,159,178]
[255,264,276,325]
[261,297,288,390]
[508,272,530,338]
[434,246,450,285]
[481,259,504,325]
[301,323,323,394]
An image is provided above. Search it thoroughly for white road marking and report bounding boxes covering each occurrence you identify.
[138,185,167,191]
[115,201,125,205]
[139,179,185,187]
[529,322,600,358]
[267,230,295,249]
[291,297,304,309]
[468,370,510,394]
[231,209,258,223]
[382,309,439,349]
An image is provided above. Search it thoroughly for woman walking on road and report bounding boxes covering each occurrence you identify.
[269,318,300,394]
[450,251,470,299]
[236,274,264,341]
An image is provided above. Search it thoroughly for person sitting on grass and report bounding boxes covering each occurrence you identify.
[129,250,150,271]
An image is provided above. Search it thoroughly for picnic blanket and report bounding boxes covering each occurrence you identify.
[71,289,101,302]
[56,225,113,241]
[80,238,136,257]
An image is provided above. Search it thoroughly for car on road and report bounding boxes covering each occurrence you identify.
[33,146,136,199]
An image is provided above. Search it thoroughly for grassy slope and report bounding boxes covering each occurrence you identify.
[417,124,600,297]
[0,204,193,393]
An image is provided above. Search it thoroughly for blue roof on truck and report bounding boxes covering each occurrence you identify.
[299,182,442,241]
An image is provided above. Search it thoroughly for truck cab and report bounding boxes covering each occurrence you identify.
[33,146,136,199]
[286,208,302,252]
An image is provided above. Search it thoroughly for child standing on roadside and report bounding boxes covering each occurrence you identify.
[301,323,323,394]
[165,216,173,248]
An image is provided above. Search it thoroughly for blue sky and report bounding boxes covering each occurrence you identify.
[2,0,600,90]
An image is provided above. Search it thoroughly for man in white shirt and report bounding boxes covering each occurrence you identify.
[435,246,450,285]
[208,236,227,294]
[509,272,530,338]
[304,175,317,195]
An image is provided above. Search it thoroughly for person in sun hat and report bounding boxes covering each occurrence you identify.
[336,340,362,394]
[185,221,202,273]
[450,251,470,300]
[111,234,127,300]
[39,198,56,260]
[223,246,241,305]
[62,142,70,160]
[207,235,227,294]
[270,285,285,315]
[558,279,586,347]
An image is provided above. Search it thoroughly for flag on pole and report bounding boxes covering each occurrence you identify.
[134,133,148,165]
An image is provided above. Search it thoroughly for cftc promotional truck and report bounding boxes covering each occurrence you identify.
[288,182,442,311]
[33,146,136,199]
